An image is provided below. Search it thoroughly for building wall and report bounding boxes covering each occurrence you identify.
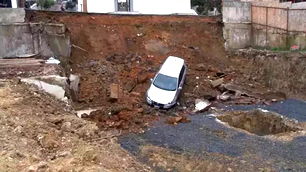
[12,0,17,8]
[81,0,115,13]
[133,0,193,14]
[78,0,195,14]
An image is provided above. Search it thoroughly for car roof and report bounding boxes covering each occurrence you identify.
[159,56,185,78]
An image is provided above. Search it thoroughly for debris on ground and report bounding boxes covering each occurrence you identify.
[0,58,62,78]
[194,99,211,112]
[0,80,150,171]
[76,109,98,118]
[166,115,191,125]
[68,74,80,101]
[210,78,224,88]
[21,78,68,102]
[45,57,61,65]
[217,91,231,101]
[110,83,121,100]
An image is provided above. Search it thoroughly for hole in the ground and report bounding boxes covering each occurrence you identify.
[217,109,301,136]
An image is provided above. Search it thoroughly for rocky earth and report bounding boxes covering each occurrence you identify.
[0,80,149,171]
[0,10,304,171]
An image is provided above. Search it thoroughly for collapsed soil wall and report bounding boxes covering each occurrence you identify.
[25,11,226,110]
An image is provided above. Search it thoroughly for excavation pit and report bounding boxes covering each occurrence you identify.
[217,109,301,136]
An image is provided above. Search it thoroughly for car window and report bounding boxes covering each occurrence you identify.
[153,74,178,91]
[178,65,185,85]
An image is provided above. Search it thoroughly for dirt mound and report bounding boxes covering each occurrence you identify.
[0,80,149,171]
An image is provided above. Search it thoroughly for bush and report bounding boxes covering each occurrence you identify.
[191,0,222,15]
[37,0,55,9]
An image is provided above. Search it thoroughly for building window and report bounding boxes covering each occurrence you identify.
[0,0,12,7]
[116,0,132,11]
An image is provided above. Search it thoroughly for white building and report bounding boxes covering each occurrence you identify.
[78,0,197,15]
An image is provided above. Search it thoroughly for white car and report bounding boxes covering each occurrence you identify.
[146,56,187,109]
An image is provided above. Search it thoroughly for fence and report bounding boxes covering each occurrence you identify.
[251,5,306,33]
[251,5,306,49]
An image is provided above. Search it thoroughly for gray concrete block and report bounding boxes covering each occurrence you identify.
[222,1,251,24]
[0,8,25,23]
[223,23,252,49]
[0,22,71,58]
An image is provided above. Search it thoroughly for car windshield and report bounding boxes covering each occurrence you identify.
[153,74,178,91]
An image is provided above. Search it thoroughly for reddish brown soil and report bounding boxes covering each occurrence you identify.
[26,11,302,132]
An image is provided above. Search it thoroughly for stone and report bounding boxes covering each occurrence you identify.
[39,134,59,149]
[194,99,211,112]
[28,161,48,172]
[61,122,72,132]
[195,63,206,71]
[210,78,224,88]
[110,83,120,99]
[69,74,80,101]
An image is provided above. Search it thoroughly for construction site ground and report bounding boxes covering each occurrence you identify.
[0,11,305,171]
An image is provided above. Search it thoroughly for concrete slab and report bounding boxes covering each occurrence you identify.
[0,8,25,23]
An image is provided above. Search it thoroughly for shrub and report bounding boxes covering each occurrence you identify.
[37,0,55,9]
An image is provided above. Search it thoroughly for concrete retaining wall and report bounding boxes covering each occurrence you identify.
[0,23,71,58]
[223,1,252,49]
[0,23,34,57]
[267,8,288,30]
[223,1,306,50]
[253,24,306,49]
[252,25,288,48]
[223,23,252,49]
[0,8,25,23]
[288,10,306,32]
[223,1,251,23]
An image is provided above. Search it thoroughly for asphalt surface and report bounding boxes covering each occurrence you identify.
[223,99,306,122]
[119,99,306,171]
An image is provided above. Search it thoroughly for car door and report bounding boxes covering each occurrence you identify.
[176,64,186,99]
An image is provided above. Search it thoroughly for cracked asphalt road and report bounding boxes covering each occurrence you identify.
[119,99,306,171]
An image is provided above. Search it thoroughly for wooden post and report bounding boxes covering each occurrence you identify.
[286,8,289,49]
[250,4,253,47]
[265,7,268,47]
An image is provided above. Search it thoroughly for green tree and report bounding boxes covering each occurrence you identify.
[37,0,55,9]
[191,0,221,15]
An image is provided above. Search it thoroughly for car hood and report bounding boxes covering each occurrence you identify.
[147,85,176,104]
